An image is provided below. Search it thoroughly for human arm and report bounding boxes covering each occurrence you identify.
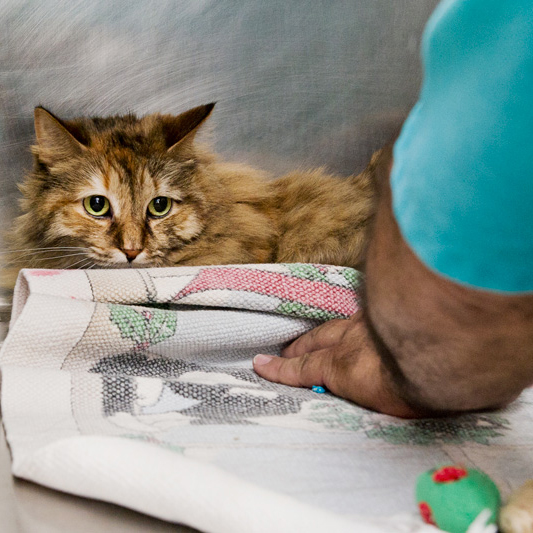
[254,147,533,417]
[254,0,533,417]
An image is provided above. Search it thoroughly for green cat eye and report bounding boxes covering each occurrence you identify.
[83,195,111,217]
[148,197,172,217]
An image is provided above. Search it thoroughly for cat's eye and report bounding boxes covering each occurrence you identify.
[148,197,172,218]
[83,195,111,217]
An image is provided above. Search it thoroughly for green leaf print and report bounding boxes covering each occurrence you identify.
[148,309,178,345]
[286,264,329,282]
[365,414,510,446]
[307,402,364,432]
[276,301,337,321]
[341,268,363,289]
[109,306,147,344]
[304,400,509,445]
[109,305,177,349]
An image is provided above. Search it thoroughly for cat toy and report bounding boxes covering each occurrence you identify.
[416,465,500,533]
[416,465,533,533]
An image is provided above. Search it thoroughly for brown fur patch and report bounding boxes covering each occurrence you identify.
[4,104,378,288]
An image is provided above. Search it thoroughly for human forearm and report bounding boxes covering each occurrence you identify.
[364,149,533,413]
[254,147,533,417]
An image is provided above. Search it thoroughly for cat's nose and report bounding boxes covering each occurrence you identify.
[123,249,143,262]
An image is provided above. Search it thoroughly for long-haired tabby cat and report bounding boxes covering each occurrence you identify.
[5,103,379,288]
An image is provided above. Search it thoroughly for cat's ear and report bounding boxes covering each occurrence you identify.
[163,103,215,156]
[34,107,86,166]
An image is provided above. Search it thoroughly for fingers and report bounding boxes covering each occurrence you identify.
[281,318,350,359]
[253,311,424,418]
[253,349,333,388]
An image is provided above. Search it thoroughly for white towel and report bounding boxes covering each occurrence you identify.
[1,264,530,533]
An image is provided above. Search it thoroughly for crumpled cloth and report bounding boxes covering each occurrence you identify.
[1,264,531,533]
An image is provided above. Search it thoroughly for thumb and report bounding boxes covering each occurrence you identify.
[253,351,331,388]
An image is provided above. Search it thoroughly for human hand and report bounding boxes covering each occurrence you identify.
[253,310,421,418]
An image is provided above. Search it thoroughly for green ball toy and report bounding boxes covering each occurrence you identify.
[416,465,500,533]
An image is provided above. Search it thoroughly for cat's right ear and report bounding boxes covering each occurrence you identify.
[164,103,215,156]
[34,107,86,166]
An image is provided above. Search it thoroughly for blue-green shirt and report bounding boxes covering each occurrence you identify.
[391,0,533,292]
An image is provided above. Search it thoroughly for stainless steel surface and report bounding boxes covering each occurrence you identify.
[0,0,439,249]
[0,416,18,533]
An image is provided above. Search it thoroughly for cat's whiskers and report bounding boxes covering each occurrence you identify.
[68,256,94,269]
[2,251,90,267]
[87,258,120,268]
[75,260,96,270]
[0,246,90,259]
[0,246,89,253]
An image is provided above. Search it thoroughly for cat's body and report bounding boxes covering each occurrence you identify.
[5,104,377,288]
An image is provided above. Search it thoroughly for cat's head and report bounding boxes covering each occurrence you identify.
[17,103,216,268]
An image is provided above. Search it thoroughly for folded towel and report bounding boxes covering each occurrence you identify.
[0,264,531,533]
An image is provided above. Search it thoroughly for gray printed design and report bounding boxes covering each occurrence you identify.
[91,353,314,427]
[90,352,513,445]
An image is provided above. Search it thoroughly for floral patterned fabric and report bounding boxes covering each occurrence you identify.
[1,264,532,533]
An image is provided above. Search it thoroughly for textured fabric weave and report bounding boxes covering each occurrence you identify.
[1,264,532,532]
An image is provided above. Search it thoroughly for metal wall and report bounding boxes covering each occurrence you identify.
[0,0,439,241]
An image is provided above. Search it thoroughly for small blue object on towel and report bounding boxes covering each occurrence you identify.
[312,386,326,394]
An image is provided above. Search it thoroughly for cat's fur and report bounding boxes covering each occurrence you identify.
[5,104,378,288]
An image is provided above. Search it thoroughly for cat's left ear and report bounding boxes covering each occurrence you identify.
[34,107,87,166]
[163,103,215,156]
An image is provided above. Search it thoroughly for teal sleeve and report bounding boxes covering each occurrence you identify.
[390,0,533,293]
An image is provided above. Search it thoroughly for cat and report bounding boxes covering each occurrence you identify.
[4,103,379,288]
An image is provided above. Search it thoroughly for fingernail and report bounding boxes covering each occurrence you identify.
[254,354,274,366]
